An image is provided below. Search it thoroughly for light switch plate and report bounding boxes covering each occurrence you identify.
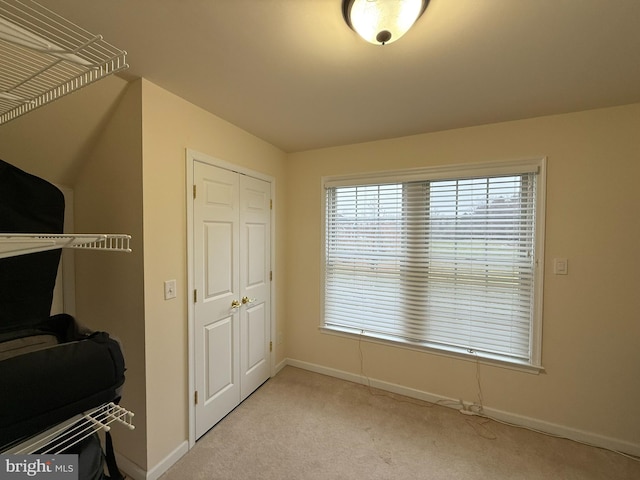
[164,279,177,299]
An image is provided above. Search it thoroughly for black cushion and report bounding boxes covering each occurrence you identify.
[0,159,65,331]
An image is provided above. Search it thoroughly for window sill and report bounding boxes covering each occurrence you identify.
[319,326,545,375]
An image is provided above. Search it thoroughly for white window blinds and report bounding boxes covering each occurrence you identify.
[324,162,542,365]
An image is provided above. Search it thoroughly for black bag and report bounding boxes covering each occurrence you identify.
[0,314,126,448]
[44,419,124,480]
[72,432,106,480]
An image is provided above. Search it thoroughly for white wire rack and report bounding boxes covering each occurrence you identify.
[0,233,132,258]
[2,402,135,455]
[0,0,128,124]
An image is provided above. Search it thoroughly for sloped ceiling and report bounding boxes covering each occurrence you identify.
[8,0,640,154]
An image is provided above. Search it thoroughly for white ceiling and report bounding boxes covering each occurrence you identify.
[34,0,640,153]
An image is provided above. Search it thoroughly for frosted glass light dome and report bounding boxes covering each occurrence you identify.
[343,0,428,45]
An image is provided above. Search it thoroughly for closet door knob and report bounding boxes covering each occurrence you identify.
[241,296,255,305]
[231,299,241,309]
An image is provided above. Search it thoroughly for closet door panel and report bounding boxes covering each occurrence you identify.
[194,162,241,439]
[245,303,267,373]
[239,175,271,401]
[204,222,234,299]
[246,224,266,286]
[205,317,234,398]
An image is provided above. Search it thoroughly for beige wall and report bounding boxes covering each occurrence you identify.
[0,75,129,186]
[286,103,640,451]
[72,81,147,469]
[139,79,288,469]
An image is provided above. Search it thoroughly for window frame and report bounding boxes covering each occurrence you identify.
[320,158,546,373]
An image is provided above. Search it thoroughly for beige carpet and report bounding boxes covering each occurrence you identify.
[160,366,640,480]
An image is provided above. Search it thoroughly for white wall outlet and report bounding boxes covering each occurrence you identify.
[164,279,177,300]
[553,258,568,275]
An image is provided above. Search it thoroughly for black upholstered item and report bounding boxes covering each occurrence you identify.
[0,314,126,448]
[0,158,65,331]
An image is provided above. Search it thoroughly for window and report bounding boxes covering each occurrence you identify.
[322,159,545,369]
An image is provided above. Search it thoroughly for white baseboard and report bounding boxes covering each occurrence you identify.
[284,358,640,458]
[146,441,189,480]
[116,440,188,480]
[114,452,146,480]
[275,358,288,374]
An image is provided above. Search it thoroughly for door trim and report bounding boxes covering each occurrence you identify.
[185,148,276,448]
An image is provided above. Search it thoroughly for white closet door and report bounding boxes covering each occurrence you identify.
[193,161,271,440]
[194,163,241,439]
[239,174,271,400]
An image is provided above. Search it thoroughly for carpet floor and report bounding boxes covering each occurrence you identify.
[160,366,640,480]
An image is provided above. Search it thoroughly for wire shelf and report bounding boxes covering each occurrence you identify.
[0,0,128,124]
[2,402,135,455]
[0,233,132,258]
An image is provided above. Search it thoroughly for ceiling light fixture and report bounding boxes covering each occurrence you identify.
[342,0,428,45]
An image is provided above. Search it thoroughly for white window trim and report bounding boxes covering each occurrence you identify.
[320,158,546,373]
